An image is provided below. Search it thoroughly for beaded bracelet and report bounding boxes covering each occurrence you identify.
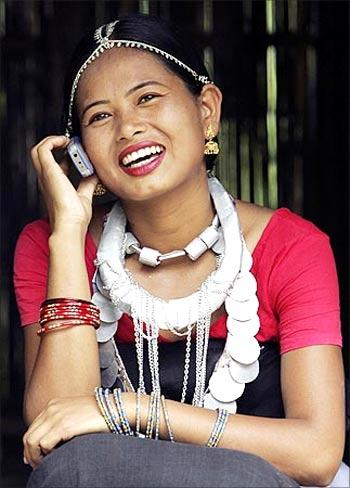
[145,391,156,438]
[95,387,117,433]
[113,388,133,436]
[104,388,123,434]
[206,408,229,448]
[154,391,161,440]
[160,395,175,442]
[135,388,142,437]
[145,390,162,440]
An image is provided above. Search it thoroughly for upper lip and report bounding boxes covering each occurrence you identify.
[119,140,165,163]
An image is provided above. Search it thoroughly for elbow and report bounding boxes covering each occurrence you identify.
[313,460,344,487]
[301,449,345,487]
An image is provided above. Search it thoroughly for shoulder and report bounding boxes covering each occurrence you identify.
[236,201,329,256]
[235,201,274,255]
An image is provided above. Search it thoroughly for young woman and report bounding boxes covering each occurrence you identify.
[14,14,345,488]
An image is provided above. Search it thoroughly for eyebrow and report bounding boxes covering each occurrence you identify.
[125,80,167,96]
[81,81,167,117]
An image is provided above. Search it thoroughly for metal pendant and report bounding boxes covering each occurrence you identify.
[96,320,118,343]
[229,359,259,384]
[92,291,120,323]
[209,366,245,402]
[225,294,259,321]
[230,272,257,302]
[225,334,260,365]
[226,315,260,337]
[204,392,237,414]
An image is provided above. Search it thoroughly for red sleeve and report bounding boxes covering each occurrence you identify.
[262,212,342,354]
[13,219,97,327]
[13,220,51,326]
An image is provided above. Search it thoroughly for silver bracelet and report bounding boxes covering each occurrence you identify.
[113,388,133,436]
[161,395,175,442]
[206,408,229,448]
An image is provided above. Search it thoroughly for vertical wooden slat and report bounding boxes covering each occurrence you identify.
[218,118,237,197]
[139,0,150,15]
[239,128,251,201]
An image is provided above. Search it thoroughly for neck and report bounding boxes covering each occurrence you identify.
[122,173,215,253]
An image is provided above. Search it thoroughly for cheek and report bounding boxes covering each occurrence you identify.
[81,131,114,169]
[163,102,204,150]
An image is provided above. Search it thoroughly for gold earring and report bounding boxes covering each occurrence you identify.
[204,125,219,155]
[93,181,107,197]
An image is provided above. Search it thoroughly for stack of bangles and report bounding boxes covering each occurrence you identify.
[37,298,100,336]
[95,387,230,448]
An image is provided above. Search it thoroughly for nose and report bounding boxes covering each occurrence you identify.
[116,110,147,141]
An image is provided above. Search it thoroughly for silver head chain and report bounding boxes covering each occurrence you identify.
[65,20,213,137]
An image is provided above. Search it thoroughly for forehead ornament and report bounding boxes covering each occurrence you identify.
[66,20,213,136]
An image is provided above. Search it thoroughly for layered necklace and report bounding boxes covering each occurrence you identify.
[92,177,261,413]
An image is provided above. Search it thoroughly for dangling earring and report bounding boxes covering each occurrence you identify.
[93,181,107,197]
[204,124,220,155]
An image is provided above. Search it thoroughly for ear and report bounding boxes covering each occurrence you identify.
[198,84,222,136]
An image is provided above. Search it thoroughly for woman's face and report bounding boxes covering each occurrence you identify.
[75,48,213,202]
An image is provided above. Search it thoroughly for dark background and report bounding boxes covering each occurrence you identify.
[1,1,349,486]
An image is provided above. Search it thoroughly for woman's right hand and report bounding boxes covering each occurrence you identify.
[31,135,99,233]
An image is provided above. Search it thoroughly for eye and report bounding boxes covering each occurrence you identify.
[138,93,159,104]
[89,112,110,124]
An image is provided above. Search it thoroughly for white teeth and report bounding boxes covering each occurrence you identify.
[121,145,164,166]
[127,154,157,168]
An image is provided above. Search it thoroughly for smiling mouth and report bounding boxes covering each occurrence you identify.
[121,145,165,168]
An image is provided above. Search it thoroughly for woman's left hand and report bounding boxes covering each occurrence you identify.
[23,395,108,469]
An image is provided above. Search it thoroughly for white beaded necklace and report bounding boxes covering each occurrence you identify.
[92,177,261,412]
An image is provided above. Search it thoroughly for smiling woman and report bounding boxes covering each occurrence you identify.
[12,12,345,488]
[74,47,219,201]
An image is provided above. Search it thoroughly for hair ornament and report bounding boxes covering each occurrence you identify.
[94,20,119,46]
[65,20,213,137]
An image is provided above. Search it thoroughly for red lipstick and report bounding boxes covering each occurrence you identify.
[119,140,164,163]
[119,140,165,177]
[120,151,165,177]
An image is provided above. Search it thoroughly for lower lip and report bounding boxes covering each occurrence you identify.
[120,151,165,177]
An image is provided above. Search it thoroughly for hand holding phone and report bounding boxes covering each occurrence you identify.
[67,137,95,177]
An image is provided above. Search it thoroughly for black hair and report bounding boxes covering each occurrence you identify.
[63,13,218,170]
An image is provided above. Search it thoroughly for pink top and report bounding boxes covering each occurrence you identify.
[13,208,342,354]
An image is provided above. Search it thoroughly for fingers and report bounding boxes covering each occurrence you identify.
[76,174,99,201]
[22,395,109,469]
[23,417,47,469]
[23,425,62,469]
[30,135,69,178]
[23,415,73,469]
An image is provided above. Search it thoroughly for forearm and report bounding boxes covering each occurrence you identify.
[25,229,100,423]
[125,392,341,486]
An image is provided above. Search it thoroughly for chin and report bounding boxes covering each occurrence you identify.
[112,175,179,203]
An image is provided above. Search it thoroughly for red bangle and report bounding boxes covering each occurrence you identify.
[39,298,101,331]
[37,320,95,336]
[41,298,94,307]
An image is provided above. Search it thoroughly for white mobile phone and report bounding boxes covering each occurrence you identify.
[67,136,95,177]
